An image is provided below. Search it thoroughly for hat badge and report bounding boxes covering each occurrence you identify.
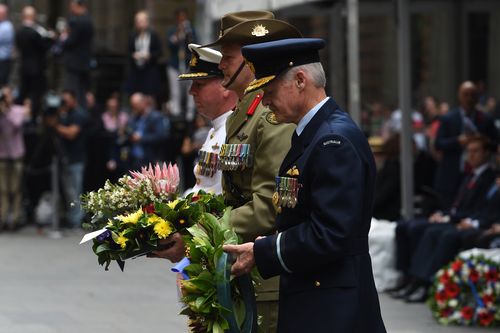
[189,54,198,67]
[251,24,269,37]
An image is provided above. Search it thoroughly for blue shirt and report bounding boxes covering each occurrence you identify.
[296,97,330,136]
[0,20,14,60]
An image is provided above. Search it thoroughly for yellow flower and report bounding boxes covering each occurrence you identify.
[116,232,128,249]
[154,220,173,239]
[167,199,180,209]
[147,214,163,226]
[116,208,143,224]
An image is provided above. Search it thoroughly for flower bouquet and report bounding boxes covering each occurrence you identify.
[173,208,257,333]
[428,252,500,327]
[80,163,226,270]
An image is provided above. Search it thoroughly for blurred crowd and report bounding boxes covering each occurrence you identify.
[0,1,203,232]
[366,81,500,301]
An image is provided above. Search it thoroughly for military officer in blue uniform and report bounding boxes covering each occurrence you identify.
[224,38,386,332]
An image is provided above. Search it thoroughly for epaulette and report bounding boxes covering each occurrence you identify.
[246,93,263,116]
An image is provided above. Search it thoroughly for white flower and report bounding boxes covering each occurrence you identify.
[448,299,458,308]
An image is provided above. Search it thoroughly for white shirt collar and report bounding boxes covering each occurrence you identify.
[212,110,232,131]
[473,163,489,179]
[295,97,329,136]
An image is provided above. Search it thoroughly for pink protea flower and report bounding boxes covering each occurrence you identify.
[129,163,180,194]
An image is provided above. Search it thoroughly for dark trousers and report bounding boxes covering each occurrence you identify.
[63,69,90,109]
[395,218,429,274]
[410,224,481,282]
[18,73,46,120]
[0,59,12,85]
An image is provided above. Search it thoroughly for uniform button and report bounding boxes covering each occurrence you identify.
[314,281,321,287]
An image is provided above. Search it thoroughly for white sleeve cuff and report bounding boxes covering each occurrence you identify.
[276,232,292,273]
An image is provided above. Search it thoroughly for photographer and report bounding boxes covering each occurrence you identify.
[0,86,29,231]
[46,90,88,230]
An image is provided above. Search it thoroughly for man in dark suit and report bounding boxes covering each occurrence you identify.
[399,135,497,302]
[433,81,498,208]
[224,38,386,333]
[60,0,94,109]
[127,93,168,170]
[15,6,54,121]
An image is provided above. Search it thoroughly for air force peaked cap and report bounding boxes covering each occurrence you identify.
[242,38,325,93]
[178,44,223,80]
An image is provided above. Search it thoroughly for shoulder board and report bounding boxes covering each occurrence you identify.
[246,93,263,117]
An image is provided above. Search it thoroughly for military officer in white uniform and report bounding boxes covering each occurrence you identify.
[179,43,238,194]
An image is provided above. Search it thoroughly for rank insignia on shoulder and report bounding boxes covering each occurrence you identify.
[236,132,248,141]
[286,166,300,177]
[265,112,279,125]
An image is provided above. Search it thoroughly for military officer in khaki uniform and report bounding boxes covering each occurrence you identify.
[153,11,301,332]
[205,11,301,333]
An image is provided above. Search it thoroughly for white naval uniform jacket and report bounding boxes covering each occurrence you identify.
[190,111,232,195]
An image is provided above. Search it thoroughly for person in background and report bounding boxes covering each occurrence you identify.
[0,4,14,86]
[125,11,162,101]
[15,6,55,123]
[51,90,88,230]
[0,86,29,231]
[102,94,129,181]
[60,0,94,109]
[166,8,196,121]
[127,93,168,170]
[433,81,498,209]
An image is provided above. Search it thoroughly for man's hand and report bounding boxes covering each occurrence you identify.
[148,233,185,263]
[457,218,474,230]
[223,242,256,277]
[484,223,500,236]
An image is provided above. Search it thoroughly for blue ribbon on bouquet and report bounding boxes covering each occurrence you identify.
[171,257,191,280]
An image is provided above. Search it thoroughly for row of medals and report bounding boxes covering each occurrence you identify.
[197,143,301,210]
[196,143,252,177]
[273,176,301,211]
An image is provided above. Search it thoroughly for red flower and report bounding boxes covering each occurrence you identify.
[482,294,494,306]
[461,306,474,321]
[451,260,463,272]
[440,308,452,318]
[435,290,447,303]
[445,283,460,298]
[191,195,200,202]
[478,311,494,327]
[440,272,450,284]
[469,269,480,283]
[143,204,155,214]
[484,269,498,282]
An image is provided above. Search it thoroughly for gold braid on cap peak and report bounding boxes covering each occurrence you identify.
[178,72,209,79]
[244,75,276,94]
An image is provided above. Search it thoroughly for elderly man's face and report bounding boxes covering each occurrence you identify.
[262,77,299,124]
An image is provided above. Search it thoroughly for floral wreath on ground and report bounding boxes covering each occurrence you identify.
[428,253,500,327]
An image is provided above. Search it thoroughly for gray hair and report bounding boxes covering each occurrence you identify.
[281,62,326,88]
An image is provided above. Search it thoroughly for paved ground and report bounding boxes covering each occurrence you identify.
[0,227,480,333]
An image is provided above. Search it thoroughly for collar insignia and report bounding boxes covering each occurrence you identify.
[236,132,248,141]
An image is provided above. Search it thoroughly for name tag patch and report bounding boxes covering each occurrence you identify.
[322,139,342,147]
